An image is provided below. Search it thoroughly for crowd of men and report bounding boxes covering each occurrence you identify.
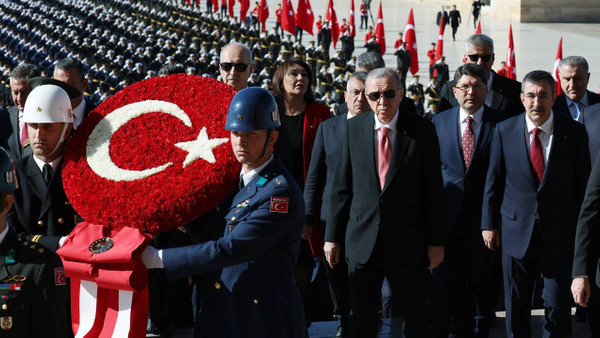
[0,0,599,337]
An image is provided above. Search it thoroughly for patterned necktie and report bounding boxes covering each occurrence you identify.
[378,127,391,190]
[462,116,475,169]
[531,127,545,184]
[43,164,53,186]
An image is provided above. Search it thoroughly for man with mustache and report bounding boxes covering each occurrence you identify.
[482,70,590,336]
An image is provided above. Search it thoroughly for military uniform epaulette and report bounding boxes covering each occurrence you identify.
[14,236,45,254]
[255,170,287,188]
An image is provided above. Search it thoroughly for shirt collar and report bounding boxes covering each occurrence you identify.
[566,92,589,107]
[525,110,554,135]
[374,109,399,131]
[239,154,273,186]
[459,105,484,125]
[72,98,86,123]
[33,155,63,173]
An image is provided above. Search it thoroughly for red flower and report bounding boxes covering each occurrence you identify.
[63,75,240,234]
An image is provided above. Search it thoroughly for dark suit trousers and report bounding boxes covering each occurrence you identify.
[430,224,494,337]
[502,227,572,337]
[347,235,433,338]
[324,244,350,324]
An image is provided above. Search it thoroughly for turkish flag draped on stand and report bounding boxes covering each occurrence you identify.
[281,0,296,35]
[348,0,356,37]
[404,8,419,75]
[296,0,314,35]
[228,0,235,17]
[375,0,385,54]
[553,37,563,96]
[259,0,269,32]
[326,0,340,49]
[506,24,516,80]
[239,0,249,22]
[434,15,445,61]
[475,19,482,34]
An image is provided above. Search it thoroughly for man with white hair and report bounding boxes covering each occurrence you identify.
[219,42,254,91]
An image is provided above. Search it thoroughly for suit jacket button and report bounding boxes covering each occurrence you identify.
[1,304,7,310]
[37,220,44,226]
[253,299,259,304]
[216,206,221,211]
[214,282,221,290]
[65,201,70,205]
[58,218,64,224]
[231,217,236,221]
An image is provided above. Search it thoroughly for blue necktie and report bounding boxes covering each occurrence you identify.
[573,101,582,121]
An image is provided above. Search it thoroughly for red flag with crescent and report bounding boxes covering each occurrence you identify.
[553,37,563,96]
[375,0,385,54]
[296,0,314,35]
[326,0,339,49]
[506,24,516,80]
[348,0,356,37]
[281,0,296,35]
[404,8,419,75]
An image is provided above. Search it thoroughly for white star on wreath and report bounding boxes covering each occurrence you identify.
[175,127,229,167]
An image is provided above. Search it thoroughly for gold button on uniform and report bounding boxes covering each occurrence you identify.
[2,304,7,310]
[231,217,236,221]
[214,282,221,290]
[253,299,258,304]
[37,220,44,226]
[58,218,64,224]
[216,206,220,211]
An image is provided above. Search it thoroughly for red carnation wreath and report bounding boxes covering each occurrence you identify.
[62,74,240,234]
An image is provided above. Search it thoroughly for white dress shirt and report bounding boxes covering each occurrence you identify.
[373,110,399,165]
[525,111,554,165]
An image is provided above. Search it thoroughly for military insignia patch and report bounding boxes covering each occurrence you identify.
[270,196,289,213]
[54,267,66,286]
[0,316,12,330]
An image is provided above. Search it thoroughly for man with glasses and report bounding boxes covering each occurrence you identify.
[219,42,254,92]
[304,72,370,338]
[431,64,507,337]
[324,68,444,337]
[439,34,523,117]
[482,70,590,337]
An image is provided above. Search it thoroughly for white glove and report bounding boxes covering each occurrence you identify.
[58,236,68,248]
[141,245,164,269]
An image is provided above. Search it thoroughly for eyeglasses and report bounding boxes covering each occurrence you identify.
[219,62,249,72]
[455,84,486,92]
[467,54,493,62]
[366,89,400,101]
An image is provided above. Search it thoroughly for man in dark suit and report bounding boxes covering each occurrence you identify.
[439,34,524,117]
[431,64,507,337]
[304,72,370,337]
[6,82,81,252]
[482,70,590,336]
[572,155,600,336]
[4,64,40,161]
[53,57,96,129]
[449,5,461,41]
[394,42,411,90]
[324,68,445,337]
[554,56,600,162]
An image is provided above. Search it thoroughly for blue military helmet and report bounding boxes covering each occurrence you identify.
[0,147,18,192]
[225,87,281,131]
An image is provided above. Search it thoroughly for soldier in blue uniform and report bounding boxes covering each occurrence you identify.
[142,87,308,338]
[0,147,70,337]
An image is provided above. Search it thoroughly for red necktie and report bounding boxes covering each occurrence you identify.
[378,127,391,190]
[462,116,474,169]
[531,127,545,184]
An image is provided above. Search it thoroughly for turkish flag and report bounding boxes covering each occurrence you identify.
[553,37,563,95]
[213,0,219,12]
[281,0,296,35]
[348,0,356,37]
[228,0,235,17]
[475,19,482,34]
[375,0,385,54]
[506,24,516,80]
[296,0,314,35]
[435,14,445,61]
[404,8,419,75]
[259,0,269,32]
[239,0,249,21]
[326,0,339,49]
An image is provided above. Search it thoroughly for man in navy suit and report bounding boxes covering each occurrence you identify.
[439,34,524,117]
[482,71,590,336]
[554,56,600,163]
[324,68,445,338]
[142,88,307,338]
[304,71,370,337]
[431,63,507,337]
[53,57,96,130]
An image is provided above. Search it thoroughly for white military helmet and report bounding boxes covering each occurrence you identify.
[22,84,73,123]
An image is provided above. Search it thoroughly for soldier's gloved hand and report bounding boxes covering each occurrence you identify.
[141,245,164,269]
[58,236,68,248]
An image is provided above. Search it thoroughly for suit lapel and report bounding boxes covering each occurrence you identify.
[489,77,507,111]
[383,113,410,192]
[24,156,47,201]
[359,113,379,190]
[510,117,538,188]
[539,116,565,190]
[471,107,494,166]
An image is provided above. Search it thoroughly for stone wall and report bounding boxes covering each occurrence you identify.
[443,0,600,23]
